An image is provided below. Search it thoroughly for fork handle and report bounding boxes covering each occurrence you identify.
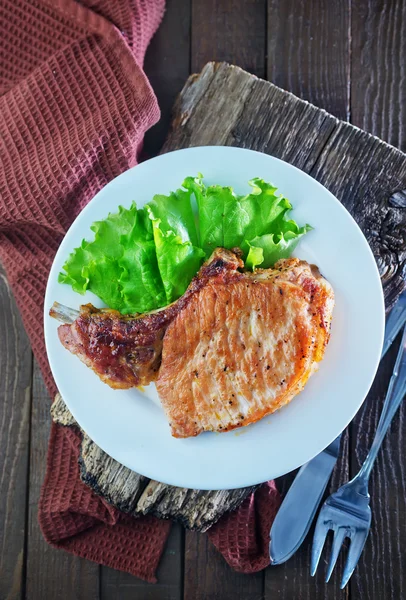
[356,324,406,486]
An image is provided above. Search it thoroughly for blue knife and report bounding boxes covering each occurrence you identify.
[269,290,406,565]
[381,291,406,358]
[270,434,341,565]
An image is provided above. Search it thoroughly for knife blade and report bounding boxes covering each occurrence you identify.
[381,291,406,359]
[269,435,341,565]
[269,290,406,566]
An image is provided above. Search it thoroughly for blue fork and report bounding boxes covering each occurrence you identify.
[311,320,406,588]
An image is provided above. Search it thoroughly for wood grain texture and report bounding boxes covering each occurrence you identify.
[349,340,406,600]
[51,394,257,532]
[351,0,406,153]
[309,123,406,308]
[0,266,32,600]
[191,0,266,77]
[25,363,99,600]
[267,0,351,121]
[349,3,406,589]
[143,0,191,156]
[163,62,338,165]
[184,531,263,600]
[101,523,184,600]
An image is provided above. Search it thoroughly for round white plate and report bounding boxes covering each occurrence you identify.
[44,146,385,490]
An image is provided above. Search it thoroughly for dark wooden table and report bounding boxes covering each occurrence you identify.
[1,1,405,599]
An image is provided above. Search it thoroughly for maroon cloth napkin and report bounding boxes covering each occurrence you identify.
[0,0,281,582]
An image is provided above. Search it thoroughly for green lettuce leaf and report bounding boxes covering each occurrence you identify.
[150,221,205,304]
[183,176,292,256]
[245,243,264,271]
[58,240,90,294]
[59,203,165,312]
[82,258,123,309]
[59,204,140,307]
[118,209,166,313]
[244,220,313,270]
[59,175,312,314]
[146,186,199,246]
[146,186,205,303]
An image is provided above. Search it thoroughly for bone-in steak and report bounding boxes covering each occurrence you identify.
[50,248,243,389]
[156,257,334,437]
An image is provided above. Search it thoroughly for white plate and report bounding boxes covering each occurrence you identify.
[44,146,385,490]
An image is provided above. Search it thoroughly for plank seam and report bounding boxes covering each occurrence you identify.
[21,350,34,600]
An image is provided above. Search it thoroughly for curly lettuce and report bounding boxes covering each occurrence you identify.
[59,175,312,313]
[146,186,205,304]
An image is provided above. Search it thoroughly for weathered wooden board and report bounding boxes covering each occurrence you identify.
[267,0,351,122]
[143,0,191,158]
[349,3,406,599]
[26,363,100,600]
[0,265,32,600]
[351,0,406,154]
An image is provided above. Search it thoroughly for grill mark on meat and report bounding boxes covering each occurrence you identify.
[157,257,334,437]
[237,307,255,410]
[211,288,235,425]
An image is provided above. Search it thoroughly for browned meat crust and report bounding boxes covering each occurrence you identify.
[156,258,334,437]
[52,248,243,389]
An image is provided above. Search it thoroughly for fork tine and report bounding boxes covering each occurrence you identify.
[310,514,330,576]
[341,531,369,589]
[325,527,347,582]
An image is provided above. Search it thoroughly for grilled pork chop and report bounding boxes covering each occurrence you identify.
[156,257,334,437]
[50,248,242,389]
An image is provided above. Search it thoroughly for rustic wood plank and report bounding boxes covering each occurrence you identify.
[349,339,406,600]
[143,0,191,157]
[25,363,99,600]
[163,62,339,166]
[101,523,183,600]
[351,0,406,153]
[184,531,264,600]
[0,266,32,600]
[267,0,351,121]
[191,0,267,78]
[309,124,406,308]
[350,4,406,594]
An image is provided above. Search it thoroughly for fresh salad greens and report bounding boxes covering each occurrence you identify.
[59,175,312,313]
